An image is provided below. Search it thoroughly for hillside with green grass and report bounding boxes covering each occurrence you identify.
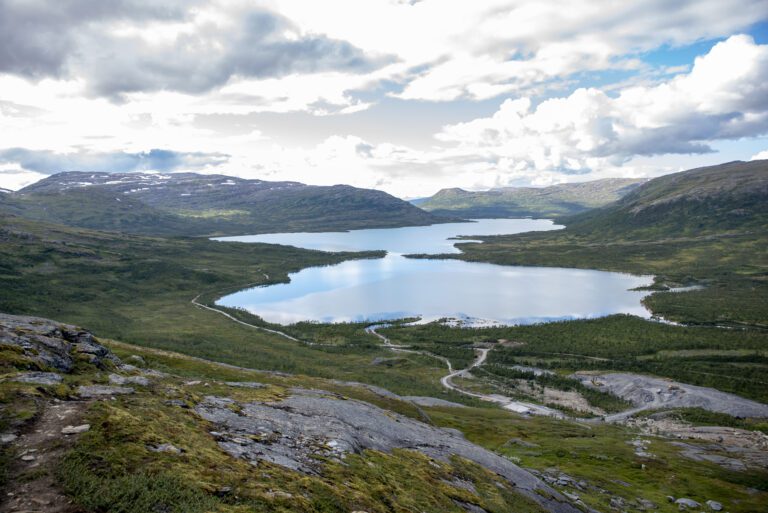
[418,178,644,218]
[11,171,455,236]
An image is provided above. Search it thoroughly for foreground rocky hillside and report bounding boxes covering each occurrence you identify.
[2,312,766,513]
[0,313,579,513]
[7,172,455,236]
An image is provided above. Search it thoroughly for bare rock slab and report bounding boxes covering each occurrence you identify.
[77,385,134,398]
[109,373,150,386]
[196,389,583,513]
[11,372,63,386]
[572,372,768,418]
[61,424,90,435]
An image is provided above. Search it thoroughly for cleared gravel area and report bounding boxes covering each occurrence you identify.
[571,372,768,421]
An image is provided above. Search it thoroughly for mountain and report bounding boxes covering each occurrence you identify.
[10,171,455,236]
[418,178,645,218]
[564,160,768,236]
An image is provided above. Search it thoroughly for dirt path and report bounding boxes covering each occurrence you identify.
[191,294,302,342]
[2,399,88,513]
[366,326,565,417]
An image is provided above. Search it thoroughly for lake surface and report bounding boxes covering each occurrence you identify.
[214,219,654,326]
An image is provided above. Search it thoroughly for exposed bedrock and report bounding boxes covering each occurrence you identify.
[196,389,586,513]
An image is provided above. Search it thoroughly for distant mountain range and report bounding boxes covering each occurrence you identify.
[5,172,455,236]
[416,178,646,218]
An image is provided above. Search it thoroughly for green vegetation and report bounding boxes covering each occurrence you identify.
[0,213,476,400]
[2,160,768,513]
[418,178,643,218]
[429,406,768,512]
[396,161,768,404]
[60,396,544,513]
[6,325,767,513]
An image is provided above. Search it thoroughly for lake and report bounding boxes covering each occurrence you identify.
[213,219,654,326]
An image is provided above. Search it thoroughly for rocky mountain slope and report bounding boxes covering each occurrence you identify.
[417,178,644,218]
[8,172,455,236]
[0,312,582,513]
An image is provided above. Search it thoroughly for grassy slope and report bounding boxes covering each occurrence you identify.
[419,178,644,218]
[0,329,546,513]
[4,331,766,513]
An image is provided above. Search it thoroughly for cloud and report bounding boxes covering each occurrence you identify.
[751,150,768,161]
[0,148,228,175]
[435,35,768,177]
[0,167,48,191]
[276,0,768,102]
[0,0,384,98]
[0,0,195,78]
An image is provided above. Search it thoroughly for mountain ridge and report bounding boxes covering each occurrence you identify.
[9,171,456,236]
[418,177,646,218]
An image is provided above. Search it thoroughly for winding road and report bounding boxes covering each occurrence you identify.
[191,294,301,342]
[367,325,565,417]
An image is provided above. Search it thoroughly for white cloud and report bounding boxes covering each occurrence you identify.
[276,0,768,102]
[751,150,768,161]
[435,36,768,181]
[0,166,47,191]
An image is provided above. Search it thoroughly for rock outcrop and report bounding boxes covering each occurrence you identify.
[0,312,118,372]
[196,389,585,513]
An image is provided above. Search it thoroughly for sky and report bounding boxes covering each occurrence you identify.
[0,1,767,198]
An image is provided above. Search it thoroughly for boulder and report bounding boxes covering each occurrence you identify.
[126,355,146,366]
[706,500,723,511]
[675,498,701,510]
[0,313,120,373]
[1,434,18,444]
[148,443,183,454]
